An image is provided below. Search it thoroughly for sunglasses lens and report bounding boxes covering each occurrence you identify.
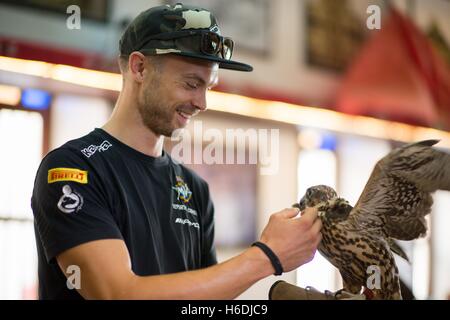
[199,32,234,60]
[223,38,233,60]
[202,33,221,55]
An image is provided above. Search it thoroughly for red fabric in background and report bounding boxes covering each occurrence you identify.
[336,8,450,129]
[0,36,113,72]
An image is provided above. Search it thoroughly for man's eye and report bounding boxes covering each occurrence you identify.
[186,82,198,89]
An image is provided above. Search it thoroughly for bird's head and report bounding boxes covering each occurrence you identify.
[296,185,338,210]
[294,185,352,222]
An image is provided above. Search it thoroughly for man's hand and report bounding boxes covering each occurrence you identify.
[259,207,322,272]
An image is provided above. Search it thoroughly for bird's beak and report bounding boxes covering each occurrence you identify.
[298,197,306,211]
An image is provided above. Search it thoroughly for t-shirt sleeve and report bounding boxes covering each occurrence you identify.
[200,182,217,267]
[32,148,123,264]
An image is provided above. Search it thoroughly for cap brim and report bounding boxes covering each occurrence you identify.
[170,51,253,72]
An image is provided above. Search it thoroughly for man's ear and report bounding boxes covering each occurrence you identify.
[128,52,146,83]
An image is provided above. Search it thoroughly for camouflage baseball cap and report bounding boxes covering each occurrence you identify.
[119,3,253,72]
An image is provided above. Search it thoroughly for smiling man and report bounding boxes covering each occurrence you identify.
[31,3,322,299]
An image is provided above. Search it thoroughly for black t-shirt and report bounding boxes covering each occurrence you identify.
[31,128,217,299]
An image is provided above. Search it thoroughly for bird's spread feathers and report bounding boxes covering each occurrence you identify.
[297,140,450,299]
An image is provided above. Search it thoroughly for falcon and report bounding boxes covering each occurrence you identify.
[295,140,450,299]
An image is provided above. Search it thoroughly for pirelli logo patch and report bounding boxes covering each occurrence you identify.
[48,168,88,184]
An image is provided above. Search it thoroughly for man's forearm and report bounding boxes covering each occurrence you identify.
[122,246,274,299]
[58,207,319,300]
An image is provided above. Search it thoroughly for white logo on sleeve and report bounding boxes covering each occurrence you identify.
[57,185,84,214]
[81,140,112,158]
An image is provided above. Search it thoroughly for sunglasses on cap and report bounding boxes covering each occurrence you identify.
[199,31,234,60]
[136,30,234,61]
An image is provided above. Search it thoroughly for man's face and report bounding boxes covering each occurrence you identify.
[137,55,219,137]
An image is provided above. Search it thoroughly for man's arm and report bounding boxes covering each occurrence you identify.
[57,207,321,299]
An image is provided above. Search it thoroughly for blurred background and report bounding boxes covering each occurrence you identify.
[0,0,449,300]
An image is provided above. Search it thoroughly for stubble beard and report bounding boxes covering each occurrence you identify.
[137,77,176,137]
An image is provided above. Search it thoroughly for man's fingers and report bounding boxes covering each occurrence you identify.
[314,231,323,247]
[300,207,319,226]
[279,207,300,219]
[311,217,322,235]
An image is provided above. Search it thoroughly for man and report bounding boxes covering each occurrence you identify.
[32,3,322,299]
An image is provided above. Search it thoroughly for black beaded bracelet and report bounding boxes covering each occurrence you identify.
[251,241,284,276]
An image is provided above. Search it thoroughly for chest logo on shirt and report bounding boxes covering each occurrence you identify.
[57,185,84,214]
[172,176,192,203]
[81,140,112,158]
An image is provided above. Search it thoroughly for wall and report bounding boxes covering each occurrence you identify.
[1,0,449,107]
[50,94,113,150]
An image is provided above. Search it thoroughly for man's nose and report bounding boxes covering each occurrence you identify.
[192,90,208,111]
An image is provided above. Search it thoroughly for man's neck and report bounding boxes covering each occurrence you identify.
[102,93,164,158]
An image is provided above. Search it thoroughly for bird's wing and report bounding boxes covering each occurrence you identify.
[389,140,450,192]
[349,140,450,240]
